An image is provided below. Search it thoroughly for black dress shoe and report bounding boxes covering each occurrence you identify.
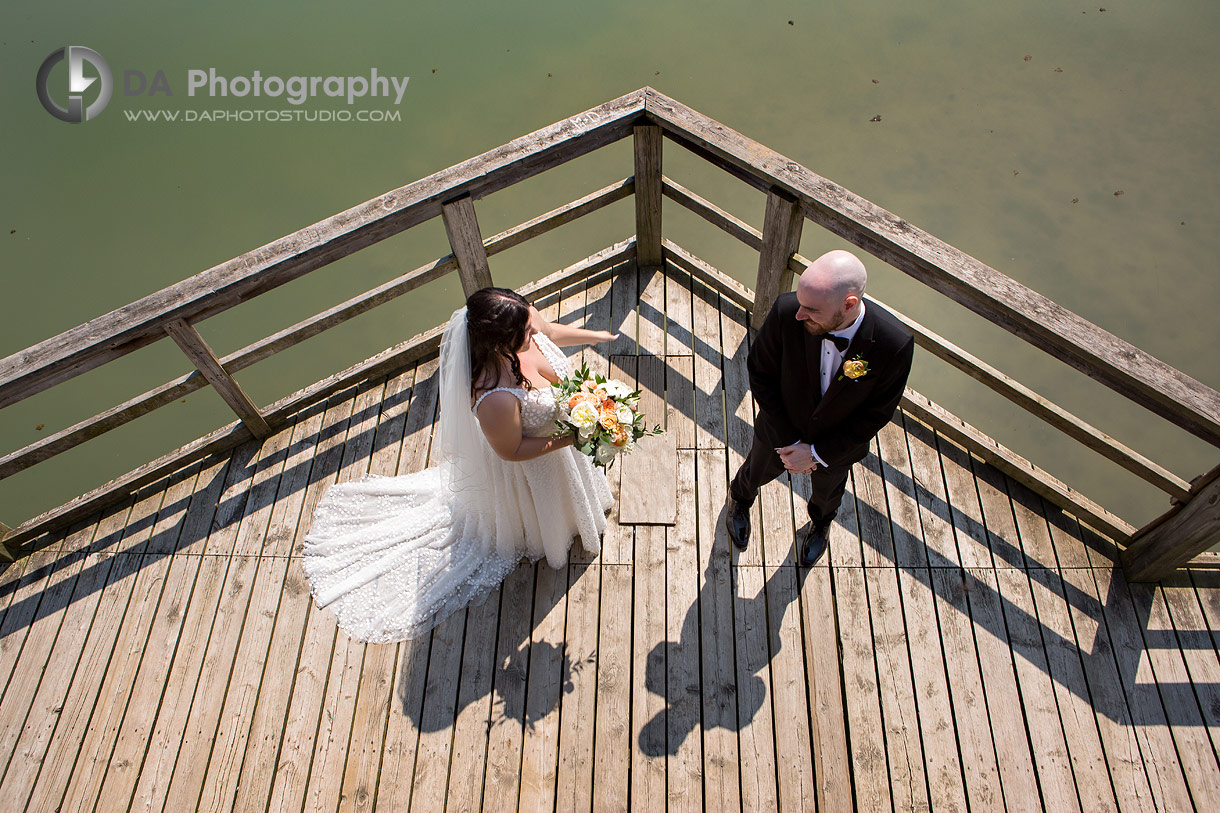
[799,521,831,566]
[727,499,751,551]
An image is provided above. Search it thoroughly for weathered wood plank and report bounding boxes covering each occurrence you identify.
[634,124,663,268]
[0,521,95,783]
[408,610,466,812]
[1125,579,1220,810]
[556,564,600,813]
[733,564,779,812]
[0,527,121,809]
[440,587,501,813]
[195,555,291,813]
[691,280,725,450]
[896,565,969,813]
[833,566,891,811]
[644,87,1220,446]
[877,418,930,569]
[22,547,143,812]
[1055,563,1159,812]
[865,566,931,813]
[372,636,427,812]
[798,565,852,810]
[855,437,896,567]
[93,551,203,811]
[637,263,666,355]
[480,562,536,811]
[442,194,494,295]
[759,472,794,568]
[0,528,73,699]
[517,564,567,813]
[165,318,271,437]
[631,525,668,812]
[761,565,814,810]
[301,628,366,813]
[1124,472,1220,582]
[665,450,702,811]
[1162,574,1220,760]
[965,567,1042,812]
[932,568,1006,811]
[619,355,677,525]
[901,412,961,567]
[608,260,639,358]
[752,188,803,331]
[229,559,317,813]
[694,449,742,811]
[994,567,1091,813]
[593,564,632,813]
[337,639,398,813]
[937,433,996,569]
[603,355,636,565]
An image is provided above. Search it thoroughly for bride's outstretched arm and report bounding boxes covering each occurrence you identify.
[476,391,574,461]
[530,307,618,348]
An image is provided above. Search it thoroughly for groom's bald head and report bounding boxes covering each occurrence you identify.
[798,250,867,303]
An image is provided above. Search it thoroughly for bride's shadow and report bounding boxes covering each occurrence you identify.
[397,557,591,735]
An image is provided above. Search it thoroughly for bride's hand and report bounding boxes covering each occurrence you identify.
[592,330,619,343]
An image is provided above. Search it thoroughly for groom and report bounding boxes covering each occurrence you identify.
[727,249,914,566]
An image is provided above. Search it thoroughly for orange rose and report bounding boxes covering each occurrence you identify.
[599,408,619,431]
[612,425,631,446]
[568,392,597,410]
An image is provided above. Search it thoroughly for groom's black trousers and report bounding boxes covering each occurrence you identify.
[729,429,852,527]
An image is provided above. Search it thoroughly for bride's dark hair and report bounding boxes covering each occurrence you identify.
[466,286,533,398]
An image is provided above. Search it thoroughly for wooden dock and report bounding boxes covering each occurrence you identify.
[3,264,1219,812]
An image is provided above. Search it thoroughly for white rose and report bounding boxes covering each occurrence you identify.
[602,380,632,399]
[594,440,619,466]
[615,404,634,425]
[570,401,599,430]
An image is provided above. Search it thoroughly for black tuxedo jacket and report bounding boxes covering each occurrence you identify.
[748,292,914,470]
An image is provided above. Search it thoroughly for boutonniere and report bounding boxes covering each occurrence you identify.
[838,355,870,382]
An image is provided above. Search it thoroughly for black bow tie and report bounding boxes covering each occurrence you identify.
[815,333,851,352]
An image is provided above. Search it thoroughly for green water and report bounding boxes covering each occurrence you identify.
[3,1,1219,540]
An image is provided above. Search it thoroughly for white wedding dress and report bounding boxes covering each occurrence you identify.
[303,312,612,643]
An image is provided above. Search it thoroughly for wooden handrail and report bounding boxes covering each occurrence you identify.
[642,87,1220,448]
[0,89,648,409]
[0,179,632,480]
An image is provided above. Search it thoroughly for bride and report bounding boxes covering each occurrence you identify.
[303,287,616,643]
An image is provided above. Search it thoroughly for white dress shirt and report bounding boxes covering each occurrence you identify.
[808,302,866,467]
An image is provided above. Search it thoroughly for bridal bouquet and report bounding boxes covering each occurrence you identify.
[552,364,663,468]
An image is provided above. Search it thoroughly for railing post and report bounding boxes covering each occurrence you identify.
[442,194,493,296]
[752,187,804,330]
[164,319,272,439]
[1122,464,1220,581]
[634,124,663,269]
[0,521,17,562]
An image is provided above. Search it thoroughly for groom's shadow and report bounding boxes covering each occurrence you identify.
[396,558,593,734]
[638,502,810,757]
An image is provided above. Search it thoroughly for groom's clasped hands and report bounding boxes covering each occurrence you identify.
[775,442,817,475]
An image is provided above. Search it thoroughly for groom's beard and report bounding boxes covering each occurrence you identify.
[800,308,846,335]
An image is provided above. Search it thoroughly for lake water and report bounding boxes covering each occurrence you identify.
[3,0,1219,543]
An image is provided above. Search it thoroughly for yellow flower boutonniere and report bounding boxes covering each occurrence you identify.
[839,356,870,381]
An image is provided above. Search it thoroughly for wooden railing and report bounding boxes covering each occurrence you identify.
[2,87,1217,581]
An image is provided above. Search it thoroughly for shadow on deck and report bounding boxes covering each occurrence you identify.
[2,261,1219,812]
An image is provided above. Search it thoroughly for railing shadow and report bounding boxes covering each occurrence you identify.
[1,261,1215,747]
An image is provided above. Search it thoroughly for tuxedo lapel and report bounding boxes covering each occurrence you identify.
[801,327,824,408]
